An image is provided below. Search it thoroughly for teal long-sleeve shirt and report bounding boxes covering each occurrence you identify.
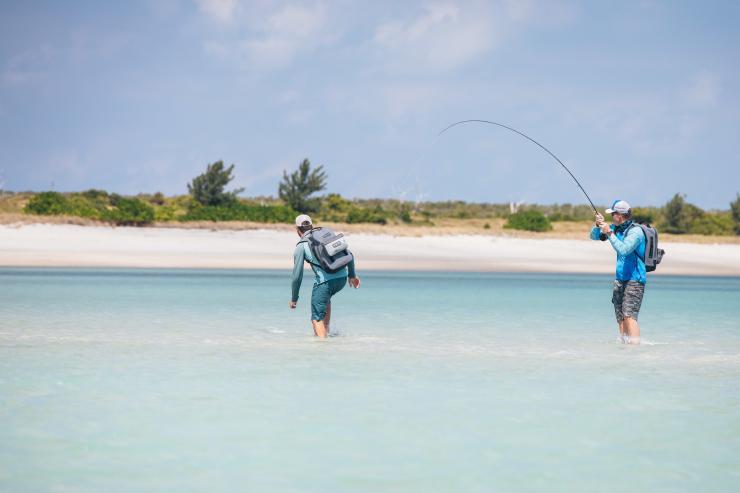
[291,241,356,302]
[590,222,647,283]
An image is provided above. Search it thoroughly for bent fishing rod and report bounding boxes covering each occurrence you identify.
[438,119,598,214]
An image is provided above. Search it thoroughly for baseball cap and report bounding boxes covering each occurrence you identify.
[295,214,312,227]
[605,200,631,215]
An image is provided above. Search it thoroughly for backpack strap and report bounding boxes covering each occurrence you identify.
[624,223,647,262]
[297,237,323,269]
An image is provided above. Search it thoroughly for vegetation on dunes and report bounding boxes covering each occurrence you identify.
[1,158,738,236]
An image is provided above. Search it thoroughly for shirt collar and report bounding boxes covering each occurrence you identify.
[615,220,633,233]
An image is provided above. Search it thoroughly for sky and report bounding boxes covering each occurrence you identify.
[1,0,738,208]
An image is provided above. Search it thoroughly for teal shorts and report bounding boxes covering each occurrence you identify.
[311,277,347,321]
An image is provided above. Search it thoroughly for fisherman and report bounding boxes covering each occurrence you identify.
[591,200,646,344]
[289,214,360,338]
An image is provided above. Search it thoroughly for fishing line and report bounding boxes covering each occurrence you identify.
[438,119,598,213]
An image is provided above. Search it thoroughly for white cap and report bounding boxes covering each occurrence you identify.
[295,214,312,227]
[605,200,631,215]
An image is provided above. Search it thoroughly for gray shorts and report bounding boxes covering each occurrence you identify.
[612,280,645,323]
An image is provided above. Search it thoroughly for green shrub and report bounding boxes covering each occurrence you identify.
[398,203,412,223]
[24,191,152,225]
[687,213,734,236]
[154,204,180,222]
[180,201,296,223]
[346,206,388,225]
[25,191,107,219]
[150,192,166,206]
[631,207,655,225]
[661,193,703,234]
[109,193,123,207]
[547,212,575,221]
[731,194,740,235]
[543,203,594,222]
[319,194,399,224]
[80,189,109,201]
[504,210,552,232]
[660,193,685,233]
[24,192,70,215]
[319,193,353,222]
[104,197,155,226]
[67,195,107,218]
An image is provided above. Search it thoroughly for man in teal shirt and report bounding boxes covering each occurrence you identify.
[289,214,360,338]
[591,200,646,344]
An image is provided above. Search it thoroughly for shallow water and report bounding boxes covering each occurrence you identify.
[1,268,739,492]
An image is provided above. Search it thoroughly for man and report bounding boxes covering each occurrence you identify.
[289,214,360,338]
[591,200,646,344]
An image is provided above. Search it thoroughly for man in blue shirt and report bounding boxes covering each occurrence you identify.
[591,200,646,344]
[289,214,360,338]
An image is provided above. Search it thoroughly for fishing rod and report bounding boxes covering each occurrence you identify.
[438,119,598,213]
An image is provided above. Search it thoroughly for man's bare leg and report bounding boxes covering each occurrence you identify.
[310,303,332,338]
[311,319,328,338]
[324,302,332,336]
[623,317,641,344]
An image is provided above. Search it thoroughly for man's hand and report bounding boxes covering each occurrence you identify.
[349,277,361,289]
[600,222,612,235]
[289,301,297,309]
[594,211,605,227]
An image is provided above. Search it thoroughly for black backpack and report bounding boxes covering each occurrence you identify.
[298,227,354,274]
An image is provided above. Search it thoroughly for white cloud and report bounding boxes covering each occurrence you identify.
[372,0,574,72]
[197,2,332,70]
[267,2,327,38]
[195,0,238,25]
[374,3,496,71]
[240,3,329,68]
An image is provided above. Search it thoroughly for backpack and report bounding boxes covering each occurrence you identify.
[629,223,665,272]
[298,227,354,274]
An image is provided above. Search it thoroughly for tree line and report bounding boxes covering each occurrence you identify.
[15,157,740,234]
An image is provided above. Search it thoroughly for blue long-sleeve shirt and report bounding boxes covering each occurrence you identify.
[291,239,356,302]
[590,222,647,284]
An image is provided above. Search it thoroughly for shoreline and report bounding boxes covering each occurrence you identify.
[2,223,740,276]
[3,266,740,279]
[2,213,739,243]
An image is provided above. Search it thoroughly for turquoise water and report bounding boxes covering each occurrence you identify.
[1,268,739,492]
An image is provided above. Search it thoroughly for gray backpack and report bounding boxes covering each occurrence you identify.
[299,227,354,274]
[630,223,665,272]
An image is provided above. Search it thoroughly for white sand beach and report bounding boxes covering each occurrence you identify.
[1,223,738,276]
